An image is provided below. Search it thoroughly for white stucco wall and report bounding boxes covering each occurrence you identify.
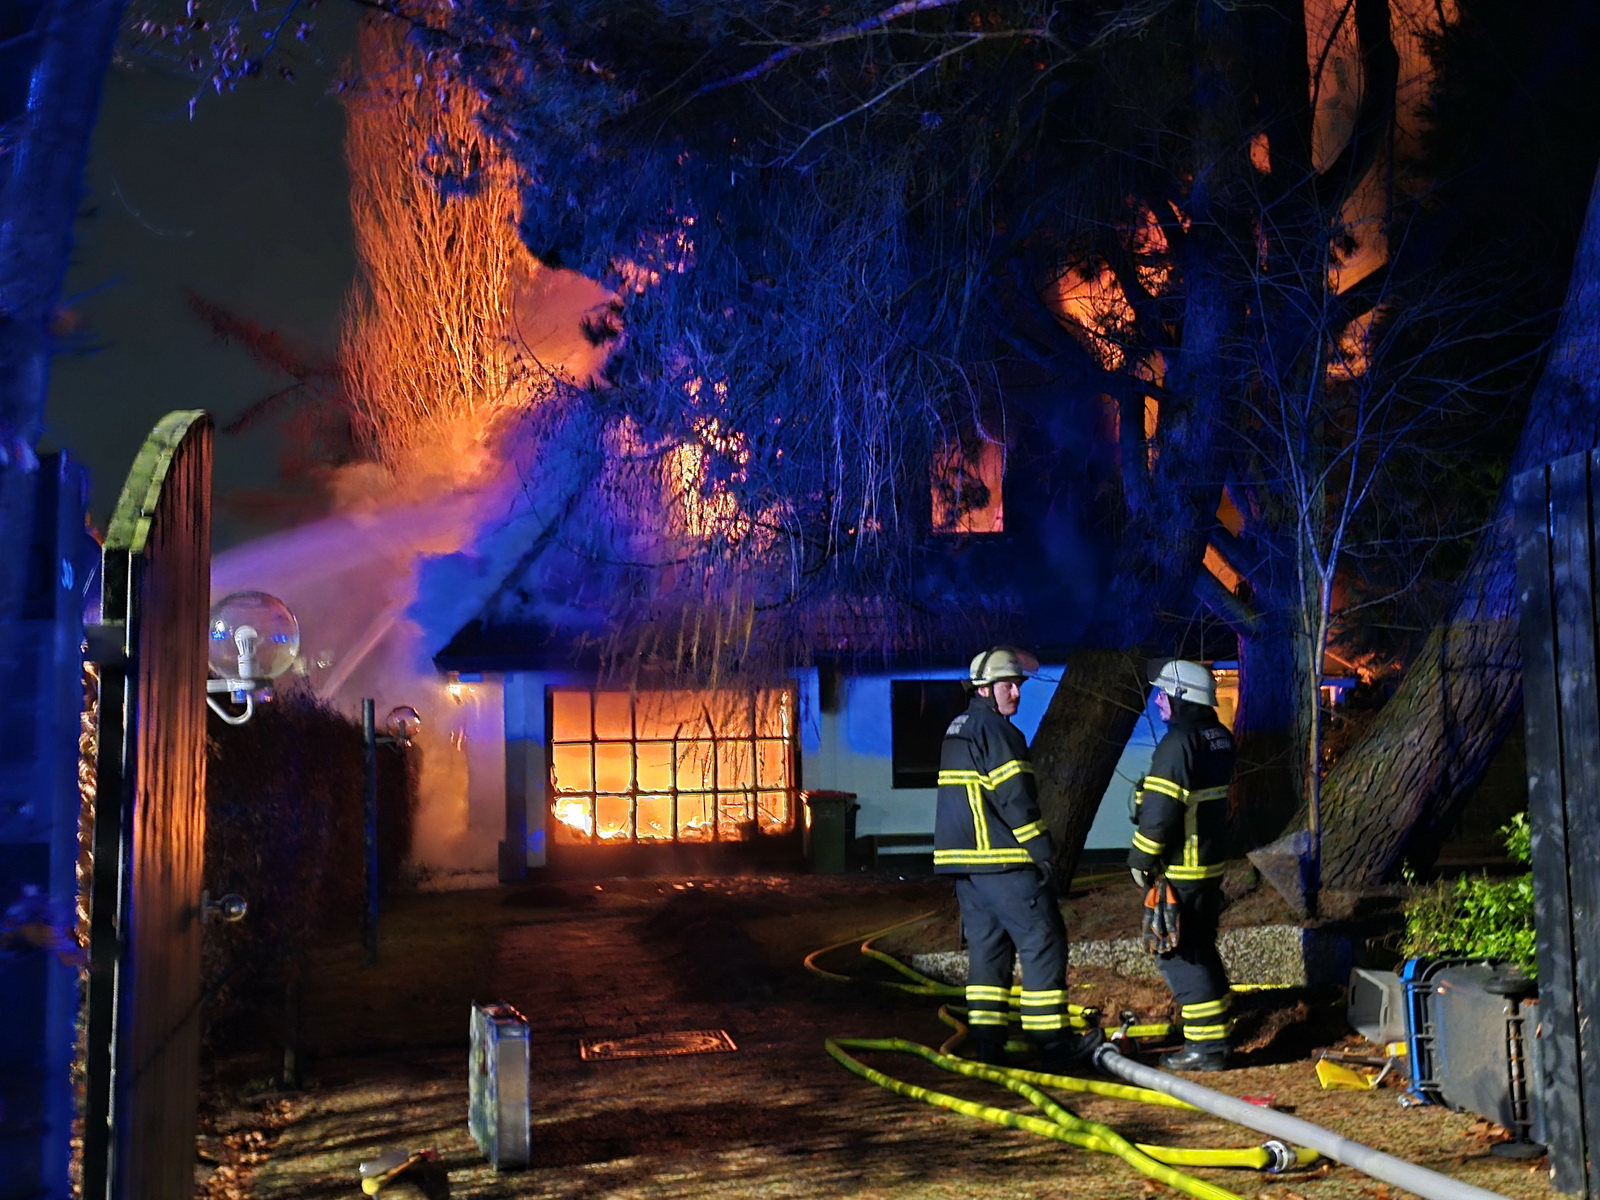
[803,666,1158,852]
[499,665,1162,872]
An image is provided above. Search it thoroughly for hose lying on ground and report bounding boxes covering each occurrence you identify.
[1091,1047,1517,1200]
[827,1036,1309,1200]
[813,911,1517,1200]
[810,914,1316,1199]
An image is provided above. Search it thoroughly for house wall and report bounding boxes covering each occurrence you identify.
[802,666,1144,854]
[500,665,1143,875]
[503,668,592,870]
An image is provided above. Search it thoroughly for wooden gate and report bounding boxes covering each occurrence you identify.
[82,411,213,1200]
[1513,448,1600,1198]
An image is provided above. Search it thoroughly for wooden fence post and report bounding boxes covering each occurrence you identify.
[1514,449,1600,1197]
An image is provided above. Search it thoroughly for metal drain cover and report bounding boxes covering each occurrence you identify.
[580,1029,738,1061]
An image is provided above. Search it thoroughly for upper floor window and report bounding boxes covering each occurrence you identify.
[932,438,1004,534]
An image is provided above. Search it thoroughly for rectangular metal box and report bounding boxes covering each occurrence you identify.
[469,1003,531,1169]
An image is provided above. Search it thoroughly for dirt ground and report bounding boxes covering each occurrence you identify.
[195,873,1558,1200]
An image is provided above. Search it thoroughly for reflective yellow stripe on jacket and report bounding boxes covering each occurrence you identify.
[939,762,1036,792]
[1138,779,1228,881]
[1013,819,1048,844]
[933,848,1035,866]
[935,760,1043,869]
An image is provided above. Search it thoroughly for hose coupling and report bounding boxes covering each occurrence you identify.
[1261,1138,1297,1174]
[1112,1008,1137,1041]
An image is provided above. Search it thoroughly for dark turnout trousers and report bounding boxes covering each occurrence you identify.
[955,869,1069,1050]
[1159,883,1232,1048]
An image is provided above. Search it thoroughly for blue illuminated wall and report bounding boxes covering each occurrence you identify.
[799,666,1158,852]
[499,665,1157,874]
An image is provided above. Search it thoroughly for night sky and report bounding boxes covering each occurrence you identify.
[43,10,359,550]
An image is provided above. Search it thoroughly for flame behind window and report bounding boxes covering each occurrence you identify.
[549,688,795,845]
[931,439,1004,534]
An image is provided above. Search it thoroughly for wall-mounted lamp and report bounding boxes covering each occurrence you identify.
[206,590,300,725]
[383,705,423,748]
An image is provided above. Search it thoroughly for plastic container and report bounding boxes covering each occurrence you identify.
[359,1148,410,1179]
[1347,968,1406,1045]
[802,791,858,874]
[1401,957,1543,1149]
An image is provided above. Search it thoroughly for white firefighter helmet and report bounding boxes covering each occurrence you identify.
[1149,659,1217,707]
[969,646,1040,687]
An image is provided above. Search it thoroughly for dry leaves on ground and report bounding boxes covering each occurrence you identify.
[196,1096,299,1200]
[1463,1116,1514,1148]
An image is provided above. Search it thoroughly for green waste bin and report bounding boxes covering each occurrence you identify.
[803,791,858,874]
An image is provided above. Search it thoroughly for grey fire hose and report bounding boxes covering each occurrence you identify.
[1091,1045,1516,1200]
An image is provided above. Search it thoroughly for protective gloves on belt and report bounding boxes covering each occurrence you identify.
[1141,879,1181,955]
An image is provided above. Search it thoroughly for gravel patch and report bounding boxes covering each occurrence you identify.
[911,924,1351,988]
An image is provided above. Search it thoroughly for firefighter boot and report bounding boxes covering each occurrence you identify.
[1159,1043,1233,1072]
[964,1028,1009,1066]
[1037,1026,1105,1075]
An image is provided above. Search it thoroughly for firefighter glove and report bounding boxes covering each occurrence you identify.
[1142,880,1181,955]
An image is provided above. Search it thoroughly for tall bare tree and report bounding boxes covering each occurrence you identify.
[340,15,532,493]
[1310,160,1600,887]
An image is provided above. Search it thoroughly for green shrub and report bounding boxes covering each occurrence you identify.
[1401,813,1537,977]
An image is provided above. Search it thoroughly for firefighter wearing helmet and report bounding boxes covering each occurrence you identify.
[1128,659,1237,1071]
[933,646,1101,1071]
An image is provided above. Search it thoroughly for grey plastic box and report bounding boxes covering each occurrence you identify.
[1347,968,1406,1045]
[469,1003,531,1169]
[1427,965,1532,1137]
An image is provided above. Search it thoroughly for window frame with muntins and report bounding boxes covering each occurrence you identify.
[546,686,798,846]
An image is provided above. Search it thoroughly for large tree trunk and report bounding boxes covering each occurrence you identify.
[1034,1,1253,875]
[1230,598,1305,851]
[1032,648,1148,886]
[1314,162,1600,888]
[1196,517,1309,853]
[0,0,124,638]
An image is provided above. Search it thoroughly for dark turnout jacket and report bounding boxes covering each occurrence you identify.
[1127,701,1234,884]
[933,696,1054,874]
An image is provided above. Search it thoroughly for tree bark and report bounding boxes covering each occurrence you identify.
[1195,520,1309,852]
[1230,594,1305,852]
[1034,0,1253,878]
[1032,648,1148,887]
[0,0,124,743]
[1314,161,1600,888]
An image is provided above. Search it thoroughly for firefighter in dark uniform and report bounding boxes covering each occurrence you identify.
[935,647,1098,1070]
[1128,659,1236,1071]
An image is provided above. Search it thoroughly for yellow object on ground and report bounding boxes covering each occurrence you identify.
[1316,1058,1381,1090]
[360,1150,436,1194]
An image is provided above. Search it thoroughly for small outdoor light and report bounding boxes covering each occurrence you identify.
[206,590,300,725]
[383,705,423,748]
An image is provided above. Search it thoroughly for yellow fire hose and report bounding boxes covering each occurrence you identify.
[808,913,1321,1200]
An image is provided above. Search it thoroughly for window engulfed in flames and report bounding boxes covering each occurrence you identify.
[931,439,1005,535]
[548,688,796,845]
